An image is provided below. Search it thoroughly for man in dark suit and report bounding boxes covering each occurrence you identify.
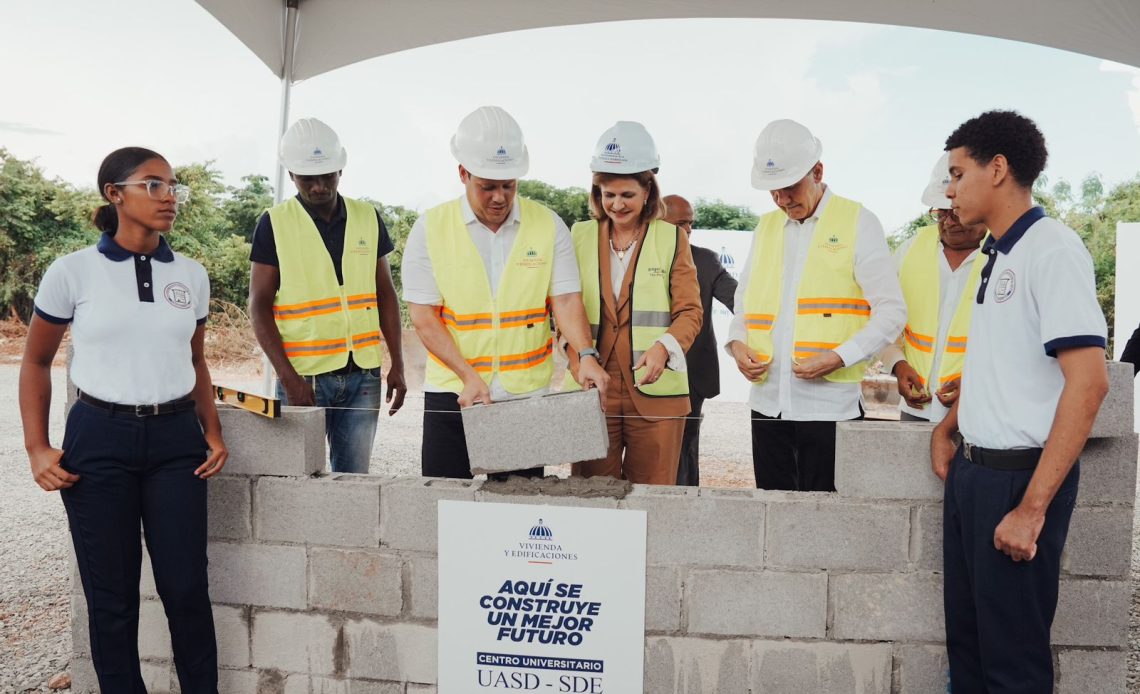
[663,195,738,485]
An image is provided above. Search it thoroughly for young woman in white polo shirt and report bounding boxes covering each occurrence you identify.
[19,147,228,693]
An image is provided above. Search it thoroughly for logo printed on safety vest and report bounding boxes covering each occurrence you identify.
[517,246,547,270]
[995,269,1016,303]
[163,282,193,309]
[819,235,849,253]
[647,266,667,278]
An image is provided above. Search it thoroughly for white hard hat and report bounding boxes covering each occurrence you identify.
[279,118,347,175]
[750,119,822,191]
[921,152,953,209]
[590,121,660,174]
[450,106,529,180]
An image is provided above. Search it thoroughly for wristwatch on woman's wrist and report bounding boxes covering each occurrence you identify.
[578,347,601,362]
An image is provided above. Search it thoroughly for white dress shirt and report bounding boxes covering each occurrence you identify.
[402,195,580,399]
[725,187,906,421]
[880,235,980,422]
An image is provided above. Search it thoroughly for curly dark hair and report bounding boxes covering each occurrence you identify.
[944,110,1048,188]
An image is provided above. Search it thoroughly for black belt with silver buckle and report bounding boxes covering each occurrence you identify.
[962,443,1042,471]
[77,390,196,417]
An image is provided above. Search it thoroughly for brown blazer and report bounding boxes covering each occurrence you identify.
[593,219,703,418]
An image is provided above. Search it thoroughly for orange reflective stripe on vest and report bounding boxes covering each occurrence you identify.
[796,297,871,316]
[283,337,348,358]
[904,326,935,353]
[273,296,343,320]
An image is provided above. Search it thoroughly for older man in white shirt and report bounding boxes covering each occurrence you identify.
[726,119,905,491]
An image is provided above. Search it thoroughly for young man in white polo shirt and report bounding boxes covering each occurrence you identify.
[931,111,1109,692]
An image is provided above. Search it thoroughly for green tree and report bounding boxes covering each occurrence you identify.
[0,148,99,319]
[693,198,759,231]
[222,174,274,240]
[517,180,589,228]
[361,198,419,326]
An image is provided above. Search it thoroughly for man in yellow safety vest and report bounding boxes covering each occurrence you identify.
[402,106,609,479]
[726,119,905,491]
[249,118,406,473]
[881,153,988,423]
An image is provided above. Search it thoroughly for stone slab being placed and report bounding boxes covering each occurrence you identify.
[835,421,942,500]
[460,389,607,474]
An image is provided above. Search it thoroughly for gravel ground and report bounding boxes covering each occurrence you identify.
[2,364,1138,691]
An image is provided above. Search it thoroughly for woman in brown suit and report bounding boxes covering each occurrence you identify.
[566,121,702,484]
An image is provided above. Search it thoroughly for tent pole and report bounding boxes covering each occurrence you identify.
[264,0,300,396]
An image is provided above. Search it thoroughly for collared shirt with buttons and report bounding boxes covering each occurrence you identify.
[958,206,1107,449]
[34,232,210,405]
[726,187,906,421]
[402,195,581,399]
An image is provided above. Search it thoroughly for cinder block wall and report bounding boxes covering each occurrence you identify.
[69,364,1138,693]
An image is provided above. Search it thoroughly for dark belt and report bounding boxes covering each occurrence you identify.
[962,442,1042,471]
[77,390,197,417]
[323,354,363,376]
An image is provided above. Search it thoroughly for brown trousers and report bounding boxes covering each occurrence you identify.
[572,358,685,485]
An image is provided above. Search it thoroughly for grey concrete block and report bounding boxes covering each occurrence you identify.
[893,644,949,694]
[1089,361,1134,438]
[1052,580,1130,646]
[213,604,250,668]
[750,641,892,694]
[312,678,404,694]
[255,476,381,547]
[217,404,325,476]
[644,637,750,693]
[140,661,173,692]
[406,686,437,694]
[1062,505,1132,577]
[765,500,910,571]
[310,548,402,615]
[1078,434,1138,505]
[70,656,97,694]
[217,668,259,693]
[379,478,477,552]
[208,542,307,609]
[408,555,438,620]
[830,573,944,642]
[1056,648,1126,694]
[461,389,607,474]
[344,620,436,683]
[645,565,682,633]
[911,504,943,572]
[686,570,827,638]
[835,421,943,500]
[621,489,764,567]
[251,610,340,675]
[208,475,251,540]
[71,591,89,657]
[138,598,172,661]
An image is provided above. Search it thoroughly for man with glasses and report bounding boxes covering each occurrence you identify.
[662,194,737,486]
[248,117,406,474]
[879,153,988,423]
[931,110,1108,693]
[726,119,905,492]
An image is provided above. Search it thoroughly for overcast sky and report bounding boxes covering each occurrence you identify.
[3,0,1139,234]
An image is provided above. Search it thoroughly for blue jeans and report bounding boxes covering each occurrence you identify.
[278,367,383,473]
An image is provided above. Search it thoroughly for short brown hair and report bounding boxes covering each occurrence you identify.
[589,170,665,226]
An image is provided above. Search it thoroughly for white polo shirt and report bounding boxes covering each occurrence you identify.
[725,187,907,421]
[402,196,580,399]
[34,233,210,405]
[881,236,981,422]
[958,207,1107,449]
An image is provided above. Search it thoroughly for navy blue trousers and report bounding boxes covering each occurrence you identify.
[943,446,1078,694]
[61,401,217,693]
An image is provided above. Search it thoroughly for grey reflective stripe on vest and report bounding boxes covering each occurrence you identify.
[745,317,773,328]
[289,341,347,354]
[274,299,341,317]
[795,345,830,354]
[906,327,934,350]
[945,338,967,349]
[589,323,599,340]
[631,310,672,327]
[449,316,493,327]
[798,301,869,311]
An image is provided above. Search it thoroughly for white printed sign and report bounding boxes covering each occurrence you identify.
[438,501,647,693]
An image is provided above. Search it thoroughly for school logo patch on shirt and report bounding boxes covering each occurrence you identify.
[164,282,193,309]
[994,269,1016,303]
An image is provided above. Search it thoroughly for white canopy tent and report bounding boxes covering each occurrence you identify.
[195,0,1140,197]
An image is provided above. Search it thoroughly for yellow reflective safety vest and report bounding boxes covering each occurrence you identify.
[423,197,555,394]
[743,194,869,383]
[270,196,382,376]
[898,225,987,389]
[567,219,688,397]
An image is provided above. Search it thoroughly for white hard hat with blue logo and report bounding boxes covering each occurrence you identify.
[450,106,530,180]
[921,152,953,209]
[279,118,347,175]
[590,121,660,174]
[750,119,822,191]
